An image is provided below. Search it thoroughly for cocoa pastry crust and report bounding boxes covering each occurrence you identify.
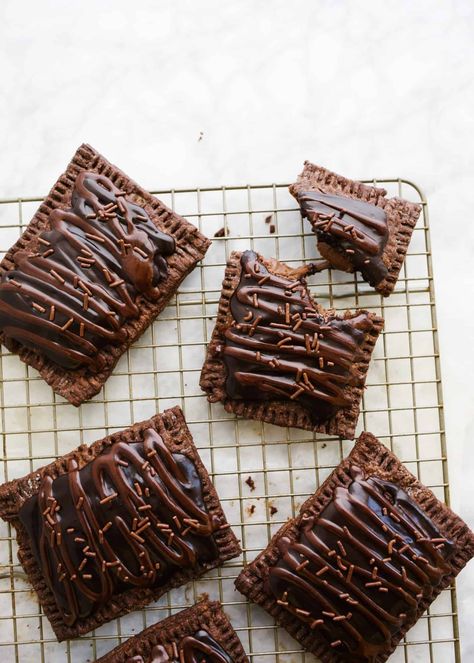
[0,407,241,641]
[290,161,422,297]
[95,600,249,663]
[199,251,384,439]
[235,432,474,663]
[0,145,210,405]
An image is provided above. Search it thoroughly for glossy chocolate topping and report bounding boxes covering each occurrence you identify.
[0,172,175,369]
[127,646,170,663]
[298,191,388,287]
[220,251,375,425]
[19,429,222,626]
[126,630,233,663]
[266,466,454,662]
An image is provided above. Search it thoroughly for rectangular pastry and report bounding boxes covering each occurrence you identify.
[200,250,384,439]
[0,406,241,641]
[0,144,210,405]
[94,600,249,663]
[290,162,422,296]
[235,432,474,663]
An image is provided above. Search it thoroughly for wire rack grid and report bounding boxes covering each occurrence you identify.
[0,178,460,663]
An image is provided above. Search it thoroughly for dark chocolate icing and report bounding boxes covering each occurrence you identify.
[126,630,233,663]
[19,429,223,626]
[127,645,170,663]
[298,191,388,287]
[0,172,175,369]
[266,466,454,662]
[220,251,375,425]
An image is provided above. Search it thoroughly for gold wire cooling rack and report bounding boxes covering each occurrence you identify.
[0,179,461,663]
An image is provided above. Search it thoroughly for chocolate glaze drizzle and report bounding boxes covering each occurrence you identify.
[266,466,454,662]
[19,429,224,626]
[0,172,175,369]
[298,191,388,287]
[126,630,233,663]
[220,250,375,425]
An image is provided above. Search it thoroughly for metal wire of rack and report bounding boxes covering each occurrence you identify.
[0,179,460,662]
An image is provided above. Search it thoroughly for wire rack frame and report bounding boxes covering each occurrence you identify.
[0,179,460,663]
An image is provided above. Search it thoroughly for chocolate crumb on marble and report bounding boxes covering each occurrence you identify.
[200,250,383,438]
[0,407,240,641]
[235,432,474,663]
[94,600,249,663]
[0,145,210,405]
[245,476,256,492]
[290,161,421,296]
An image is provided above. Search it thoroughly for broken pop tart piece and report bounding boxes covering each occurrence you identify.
[200,250,383,438]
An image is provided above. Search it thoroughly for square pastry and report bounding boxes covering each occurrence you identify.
[235,432,474,662]
[0,407,240,641]
[200,250,383,439]
[290,162,422,296]
[0,145,210,405]
[95,600,249,663]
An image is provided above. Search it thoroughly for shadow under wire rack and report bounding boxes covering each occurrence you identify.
[0,179,461,662]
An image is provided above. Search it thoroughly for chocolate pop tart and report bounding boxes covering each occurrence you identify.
[235,432,474,663]
[290,162,422,296]
[95,600,249,663]
[0,144,210,405]
[0,407,241,641]
[200,250,383,439]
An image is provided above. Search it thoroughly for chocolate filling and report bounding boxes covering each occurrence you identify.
[0,171,175,369]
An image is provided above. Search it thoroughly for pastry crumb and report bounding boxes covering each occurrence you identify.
[245,476,255,491]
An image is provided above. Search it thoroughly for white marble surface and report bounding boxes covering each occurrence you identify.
[0,0,473,659]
